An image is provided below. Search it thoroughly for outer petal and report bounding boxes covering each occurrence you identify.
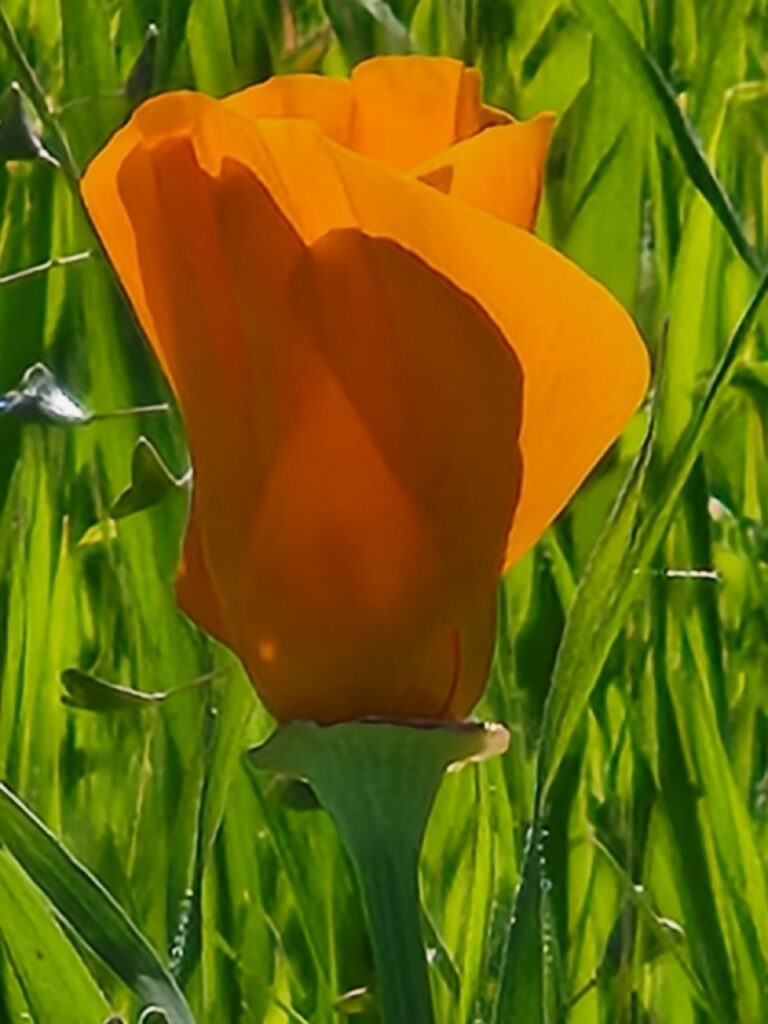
[176,507,230,647]
[86,128,295,597]
[92,93,648,567]
[218,59,506,173]
[348,56,497,171]
[456,67,513,135]
[273,229,522,719]
[222,74,353,147]
[82,96,524,723]
[411,113,554,229]
[83,94,649,720]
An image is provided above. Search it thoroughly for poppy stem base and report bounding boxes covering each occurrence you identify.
[247,718,508,1024]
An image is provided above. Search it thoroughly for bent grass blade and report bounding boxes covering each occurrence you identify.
[0,782,196,1024]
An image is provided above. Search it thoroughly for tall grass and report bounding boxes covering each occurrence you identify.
[0,1,766,1022]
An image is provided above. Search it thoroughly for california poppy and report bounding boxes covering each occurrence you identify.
[82,57,649,724]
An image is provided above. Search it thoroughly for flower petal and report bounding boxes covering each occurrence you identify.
[410,113,554,228]
[176,506,231,646]
[348,56,493,171]
[82,92,649,720]
[219,59,506,173]
[230,222,522,721]
[222,74,353,146]
[92,92,647,566]
[86,113,307,599]
[82,99,524,722]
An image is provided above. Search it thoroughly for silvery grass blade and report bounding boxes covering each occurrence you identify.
[0,363,168,427]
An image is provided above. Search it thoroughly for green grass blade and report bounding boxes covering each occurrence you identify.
[0,781,196,1024]
[688,0,748,147]
[538,272,768,802]
[535,416,654,804]
[0,848,111,1023]
[322,0,410,63]
[491,821,562,1024]
[186,0,239,95]
[573,0,763,274]
[653,609,737,1020]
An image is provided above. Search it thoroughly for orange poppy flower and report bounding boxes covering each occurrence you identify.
[82,56,649,724]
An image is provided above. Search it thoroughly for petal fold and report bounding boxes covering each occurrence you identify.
[347,56,512,171]
[411,113,554,228]
[223,74,353,146]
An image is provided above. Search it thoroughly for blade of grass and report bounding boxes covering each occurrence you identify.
[572,0,763,275]
[0,3,79,183]
[0,781,196,1024]
[538,270,768,803]
[653,589,737,1020]
[322,0,409,63]
[0,848,112,1023]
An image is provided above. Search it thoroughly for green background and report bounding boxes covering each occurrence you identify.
[0,0,767,1021]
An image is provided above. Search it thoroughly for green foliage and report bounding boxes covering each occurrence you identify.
[0,1,766,1022]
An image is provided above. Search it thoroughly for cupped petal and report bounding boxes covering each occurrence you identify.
[264,228,522,720]
[411,113,554,229]
[95,93,648,566]
[82,96,525,723]
[222,74,353,147]
[456,67,512,135]
[348,56,498,171]
[228,223,522,722]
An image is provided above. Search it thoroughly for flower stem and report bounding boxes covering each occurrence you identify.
[346,821,433,1023]
[316,734,437,1024]
[247,719,508,1024]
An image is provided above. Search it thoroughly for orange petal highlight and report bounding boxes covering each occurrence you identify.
[411,113,555,229]
[349,56,489,171]
[222,74,353,147]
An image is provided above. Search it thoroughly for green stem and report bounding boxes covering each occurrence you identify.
[351,836,432,1023]
[319,742,437,1024]
[248,719,507,1024]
